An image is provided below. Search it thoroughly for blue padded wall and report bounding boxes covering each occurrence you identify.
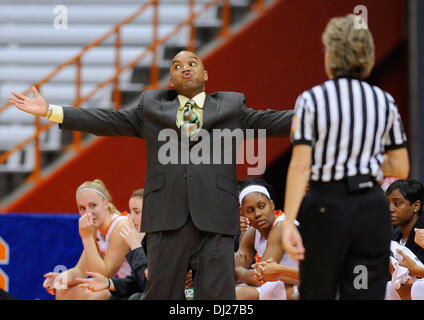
[0,213,81,300]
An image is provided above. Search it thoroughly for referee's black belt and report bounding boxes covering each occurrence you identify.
[309,175,377,193]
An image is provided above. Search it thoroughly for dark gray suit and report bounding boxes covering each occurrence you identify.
[60,89,293,299]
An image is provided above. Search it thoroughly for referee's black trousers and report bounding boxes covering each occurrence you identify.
[298,180,391,300]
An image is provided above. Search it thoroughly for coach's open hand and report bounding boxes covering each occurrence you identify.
[8,86,49,117]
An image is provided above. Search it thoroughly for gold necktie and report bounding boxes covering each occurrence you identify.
[182,99,200,137]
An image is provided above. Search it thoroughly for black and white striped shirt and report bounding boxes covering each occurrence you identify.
[291,77,407,182]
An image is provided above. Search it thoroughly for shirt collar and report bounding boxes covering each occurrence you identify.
[178,91,206,110]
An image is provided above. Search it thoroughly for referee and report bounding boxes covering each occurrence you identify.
[281,14,409,299]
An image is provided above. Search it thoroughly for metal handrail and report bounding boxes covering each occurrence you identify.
[0,0,268,183]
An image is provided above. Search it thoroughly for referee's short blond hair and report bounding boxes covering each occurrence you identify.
[322,14,375,79]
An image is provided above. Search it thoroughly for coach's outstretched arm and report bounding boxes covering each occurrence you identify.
[8,86,49,117]
[9,86,143,138]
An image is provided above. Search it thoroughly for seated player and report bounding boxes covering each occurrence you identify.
[42,179,131,300]
[235,178,299,300]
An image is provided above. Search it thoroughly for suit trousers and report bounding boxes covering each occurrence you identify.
[142,217,236,300]
[298,180,391,300]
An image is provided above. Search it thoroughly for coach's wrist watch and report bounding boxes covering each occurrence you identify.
[45,105,53,119]
[44,105,64,123]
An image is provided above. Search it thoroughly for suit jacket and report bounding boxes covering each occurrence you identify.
[60,89,293,235]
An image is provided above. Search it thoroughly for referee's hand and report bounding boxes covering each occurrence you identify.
[282,220,305,265]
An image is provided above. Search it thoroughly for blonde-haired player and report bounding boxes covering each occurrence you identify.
[42,179,131,299]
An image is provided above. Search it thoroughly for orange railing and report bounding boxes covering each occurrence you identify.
[0,0,267,183]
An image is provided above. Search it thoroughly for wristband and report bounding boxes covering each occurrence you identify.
[107,278,112,289]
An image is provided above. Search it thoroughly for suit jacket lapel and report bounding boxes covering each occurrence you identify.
[202,94,219,131]
[160,92,179,131]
